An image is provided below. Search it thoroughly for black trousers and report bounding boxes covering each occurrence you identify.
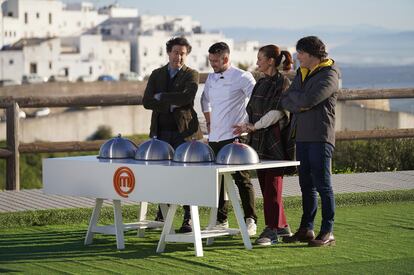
[209,137,257,223]
[157,130,191,220]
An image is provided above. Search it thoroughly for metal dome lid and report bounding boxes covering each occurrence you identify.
[216,140,259,165]
[173,140,215,163]
[135,137,174,161]
[98,134,137,159]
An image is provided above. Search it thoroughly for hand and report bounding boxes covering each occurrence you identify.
[154,93,162,100]
[233,124,244,135]
[233,123,255,135]
[245,123,256,132]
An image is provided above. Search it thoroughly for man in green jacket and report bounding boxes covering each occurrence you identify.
[280,36,340,247]
[143,36,203,233]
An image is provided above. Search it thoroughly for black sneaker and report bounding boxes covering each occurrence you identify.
[277,225,292,237]
[177,219,192,233]
[154,215,164,222]
[255,227,278,246]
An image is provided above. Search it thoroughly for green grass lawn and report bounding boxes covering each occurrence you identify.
[1,201,413,274]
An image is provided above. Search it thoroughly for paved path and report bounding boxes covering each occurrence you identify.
[0,170,413,213]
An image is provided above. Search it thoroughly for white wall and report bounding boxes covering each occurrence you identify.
[59,9,107,36]
[1,16,20,47]
[80,35,130,77]
[14,0,62,38]
[99,6,138,18]
[0,105,152,142]
[335,102,414,131]
[0,50,23,82]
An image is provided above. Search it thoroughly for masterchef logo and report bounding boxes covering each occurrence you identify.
[113,167,135,198]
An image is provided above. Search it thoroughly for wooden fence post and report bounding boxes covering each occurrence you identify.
[6,101,20,190]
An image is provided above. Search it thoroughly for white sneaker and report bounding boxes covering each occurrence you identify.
[207,220,229,230]
[246,218,257,236]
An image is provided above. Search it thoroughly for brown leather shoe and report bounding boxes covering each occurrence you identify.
[308,232,335,247]
[282,228,315,243]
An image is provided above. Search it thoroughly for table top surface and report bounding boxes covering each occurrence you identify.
[45,156,299,172]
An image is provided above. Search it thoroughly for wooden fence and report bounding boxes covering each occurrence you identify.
[1,75,414,190]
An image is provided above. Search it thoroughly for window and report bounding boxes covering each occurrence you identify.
[89,66,93,75]
[49,13,52,24]
[36,12,39,19]
[30,63,37,74]
[24,12,28,24]
[4,31,7,37]
[9,59,14,65]
[49,62,52,69]
[109,49,112,54]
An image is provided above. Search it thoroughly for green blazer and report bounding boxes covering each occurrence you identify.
[142,64,203,140]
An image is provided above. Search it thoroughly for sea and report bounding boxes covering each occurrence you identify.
[339,65,414,114]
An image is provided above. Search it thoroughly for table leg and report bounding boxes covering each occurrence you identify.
[205,207,218,246]
[84,198,103,245]
[223,173,253,250]
[156,204,177,253]
[190,206,204,257]
[137,202,148,237]
[113,199,125,250]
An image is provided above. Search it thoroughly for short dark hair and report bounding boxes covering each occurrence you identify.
[296,36,328,59]
[166,37,192,54]
[208,42,230,55]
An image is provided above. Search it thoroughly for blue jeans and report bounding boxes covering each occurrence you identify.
[296,142,335,233]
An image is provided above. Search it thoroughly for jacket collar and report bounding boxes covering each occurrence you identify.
[300,59,334,82]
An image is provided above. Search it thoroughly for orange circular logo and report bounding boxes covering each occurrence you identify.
[113,167,135,198]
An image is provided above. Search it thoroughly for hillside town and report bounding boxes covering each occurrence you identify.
[0,0,266,84]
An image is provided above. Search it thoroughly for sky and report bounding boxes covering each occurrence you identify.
[64,0,414,31]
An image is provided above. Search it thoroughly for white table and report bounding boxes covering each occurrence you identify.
[43,156,299,256]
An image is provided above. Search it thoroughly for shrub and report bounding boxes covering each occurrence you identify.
[333,138,414,172]
[88,125,113,140]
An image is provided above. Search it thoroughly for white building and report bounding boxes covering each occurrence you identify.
[0,35,130,82]
[0,0,115,48]
[0,0,266,81]
[98,4,138,18]
[99,14,260,76]
[138,14,201,34]
[59,2,108,37]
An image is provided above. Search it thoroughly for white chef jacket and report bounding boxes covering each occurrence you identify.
[201,65,256,142]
